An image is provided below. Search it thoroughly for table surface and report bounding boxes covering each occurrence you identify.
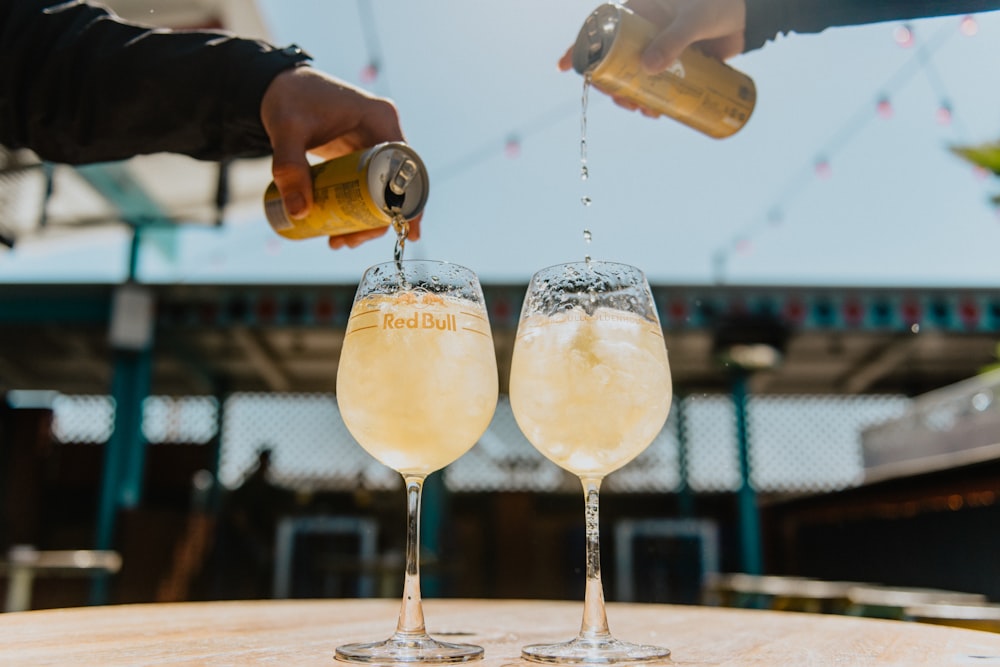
[3,598,1000,666]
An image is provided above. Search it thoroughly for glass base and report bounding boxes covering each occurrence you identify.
[336,633,484,664]
[521,636,671,665]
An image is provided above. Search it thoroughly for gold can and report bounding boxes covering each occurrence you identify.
[264,142,429,240]
[572,3,756,139]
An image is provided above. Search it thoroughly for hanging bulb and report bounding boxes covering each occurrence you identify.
[814,158,832,180]
[359,61,379,84]
[960,15,979,36]
[504,135,521,159]
[935,100,953,126]
[876,96,894,119]
[894,23,915,47]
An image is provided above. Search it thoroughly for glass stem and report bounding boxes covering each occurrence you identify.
[395,474,427,638]
[579,476,611,641]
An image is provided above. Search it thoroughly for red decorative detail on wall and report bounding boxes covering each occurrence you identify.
[256,297,278,324]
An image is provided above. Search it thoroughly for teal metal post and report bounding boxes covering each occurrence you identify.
[421,470,446,596]
[91,228,155,605]
[674,396,694,518]
[115,350,153,508]
[732,370,763,575]
[207,379,229,514]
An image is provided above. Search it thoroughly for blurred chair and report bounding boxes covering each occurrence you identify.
[847,584,988,620]
[272,516,378,599]
[904,601,1000,633]
[2,545,121,612]
[708,573,860,613]
[614,518,719,604]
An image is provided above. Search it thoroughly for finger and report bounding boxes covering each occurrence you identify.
[328,227,388,250]
[557,47,574,72]
[356,97,406,148]
[270,143,314,220]
[642,22,701,73]
[612,95,640,112]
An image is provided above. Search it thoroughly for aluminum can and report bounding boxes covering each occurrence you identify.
[264,142,429,240]
[572,3,756,139]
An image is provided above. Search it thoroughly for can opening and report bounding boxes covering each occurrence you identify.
[384,182,405,211]
[572,5,619,74]
[384,157,418,211]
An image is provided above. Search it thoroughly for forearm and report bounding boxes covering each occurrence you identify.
[0,0,310,164]
[745,0,1000,51]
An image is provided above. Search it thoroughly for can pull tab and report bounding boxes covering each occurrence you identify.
[384,158,418,211]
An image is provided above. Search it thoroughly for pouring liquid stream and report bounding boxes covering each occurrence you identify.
[581,75,594,270]
[390,211,409,283]
[580,74,592,207]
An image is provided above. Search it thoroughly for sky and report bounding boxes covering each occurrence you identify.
[2,1,1000,287]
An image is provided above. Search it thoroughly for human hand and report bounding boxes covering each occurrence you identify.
[260,66,422,250]
[558,0,746,114]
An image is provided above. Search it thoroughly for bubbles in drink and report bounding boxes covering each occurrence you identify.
[510,308,671,477]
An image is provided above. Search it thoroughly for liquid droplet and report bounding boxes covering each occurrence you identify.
[583,229,592,244]
[580,164,589,181]
[581,196,592,207]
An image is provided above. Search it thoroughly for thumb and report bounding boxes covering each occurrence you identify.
[641,23,698,73]
[270,144,314,220]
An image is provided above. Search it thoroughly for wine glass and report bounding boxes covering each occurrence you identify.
[509,260,673,664]
[335,259,499,663]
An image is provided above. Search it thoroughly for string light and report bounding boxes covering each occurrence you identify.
[356,0,389,95]
[876,96,894,119]
[814,158,832,180]
[935,100,953,126]
[960,15,979,36]
[434,100,578,184]
[712,16,978,282]
[894,23,915,47]
[292,5,991,282]
[504,135,522,159]
[359,61,380,84]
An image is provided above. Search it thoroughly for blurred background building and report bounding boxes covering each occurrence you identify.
[2,0,1000,613]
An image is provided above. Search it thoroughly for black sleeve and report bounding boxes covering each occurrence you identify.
[745,0,1000,52]
[0,0,312,164]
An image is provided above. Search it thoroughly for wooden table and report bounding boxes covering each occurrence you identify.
[3,598,1000,666]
